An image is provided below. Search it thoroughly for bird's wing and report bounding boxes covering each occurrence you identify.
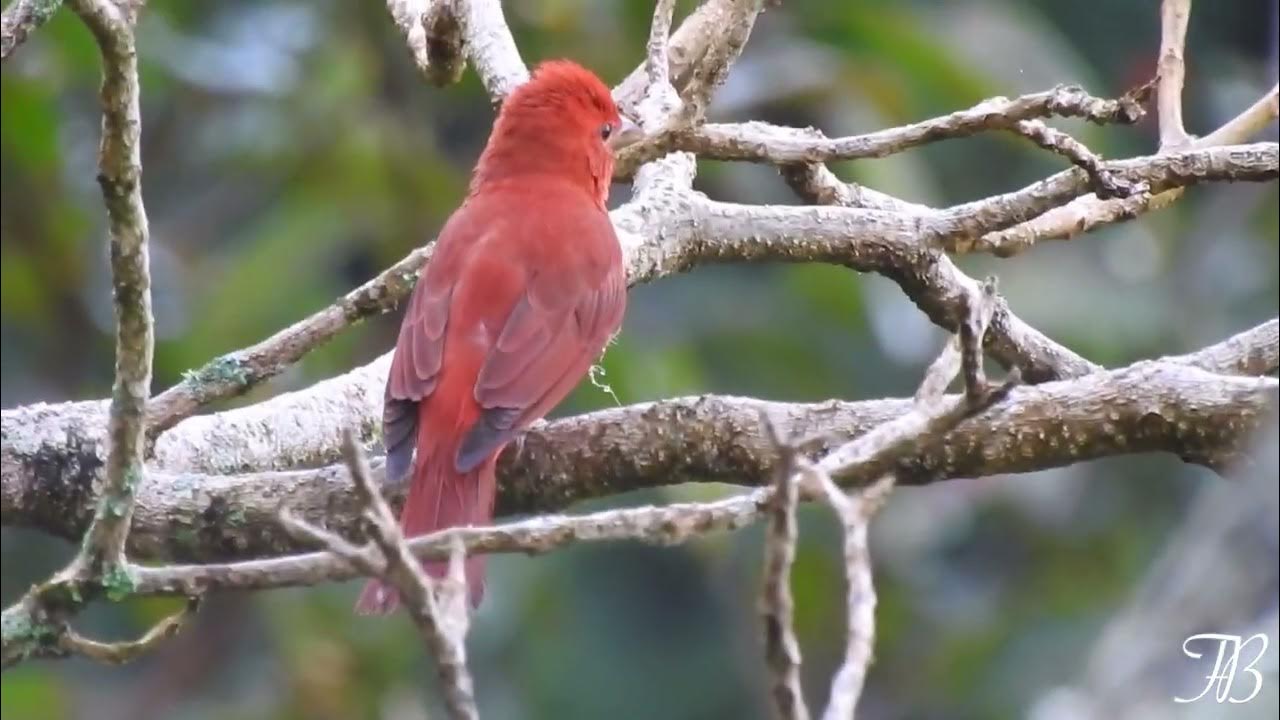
[383,249,456,484]
[455,237,626,473]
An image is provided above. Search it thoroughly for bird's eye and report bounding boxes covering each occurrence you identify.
[600,123,613,140]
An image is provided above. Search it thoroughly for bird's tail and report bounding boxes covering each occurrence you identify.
[355,445,496,615]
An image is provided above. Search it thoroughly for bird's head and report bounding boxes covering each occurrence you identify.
[473,60,643,204]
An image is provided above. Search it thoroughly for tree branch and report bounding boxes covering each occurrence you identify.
[1199,84,1279,147]
[622,83,1148,172]
[5,335,1274,567]
[456,0,527,102]
[759,420,810,720]
[145,248,428,437]
[68,0,152,576]
[1008,120,1140,200]
[0,0,61,61]
[934,143,1277,242]
[386,0,466,86]
[1157,0,1193,149]
[282,432,478,720]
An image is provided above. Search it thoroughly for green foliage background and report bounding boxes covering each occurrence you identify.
[2,1,1277,718]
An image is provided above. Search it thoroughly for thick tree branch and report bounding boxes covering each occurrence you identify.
[4,343,1274,565]
[677,0,761,123]
[1167,318,1279,377]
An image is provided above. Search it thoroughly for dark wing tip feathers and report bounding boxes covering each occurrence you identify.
[383,397,418,487]
[456,405,523,473]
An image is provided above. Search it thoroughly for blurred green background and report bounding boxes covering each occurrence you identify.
[2,1,1278,718]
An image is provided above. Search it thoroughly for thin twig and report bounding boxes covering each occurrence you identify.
[968,92,1278,257]
[1157,0,1193,149]
[146,246,431,436]
[937,143,1277,248]
[622,83,1148,174]
[804,469,893,720]
[67,0,152,578]
[644,0,676,92]
[282,431,477,720]
[632,0,681,129]
[1011,120,1141,199]
[58,597,200,665]
[759,416,812,720]
[1200,84,1279,147]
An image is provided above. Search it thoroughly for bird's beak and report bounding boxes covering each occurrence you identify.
[608,115,645,152]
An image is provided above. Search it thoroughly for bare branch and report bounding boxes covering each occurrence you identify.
[457,0,528,102]
[940,143,1277,252]
[806,471,893,720]
[1200,84,1279,147]
[58,597,199,665]
[630,0,682,129]
[146,247,429,437]
[644,0,677,92]
[1165,318,1279,376]
[282,431,478,719]
[775,146,1099,382]
[7,322,1275,563]
[66,0,151,577]
[779,163,932,214]
[616,0,755,115]
[679,0,762,123]
[1157,0,1193,149]
[657,84,1146,168]
[759,419,811,720]
[3,357,1272,671]
[816,283,1014,479]
[1,0,61,60]
[387,0,466,86]
[758,286,1007,719]
[1009,120,1141,200]
[140,107,1267,436]
[962,18,1280,258]
[279,509,376,570]
[132,488,770,595]
[344,434,475,719]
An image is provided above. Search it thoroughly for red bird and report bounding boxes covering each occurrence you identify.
[357,61,641,614]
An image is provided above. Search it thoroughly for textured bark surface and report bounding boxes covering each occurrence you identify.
[5,356,1276,562]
